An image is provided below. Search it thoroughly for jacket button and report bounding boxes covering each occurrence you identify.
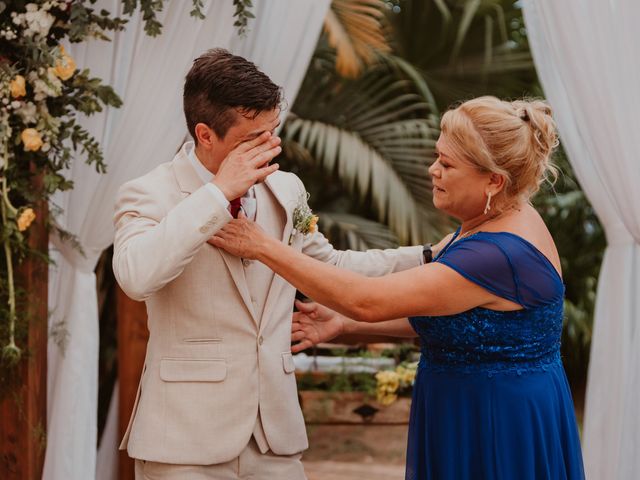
[212,216,218,222]
[258,336,264,346]
[199,226,208,233]
[243,259,251,267]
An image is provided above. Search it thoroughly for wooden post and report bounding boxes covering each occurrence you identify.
[117,286,148,480]
[0,197,48,478]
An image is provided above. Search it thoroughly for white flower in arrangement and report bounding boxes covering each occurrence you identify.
[17,3,56,39]
[289,192,319,244]
[0,27,18,40]
[29,69,62,101]
[16,102,38,125]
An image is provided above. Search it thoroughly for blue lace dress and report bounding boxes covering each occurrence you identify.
[406,230,585,480]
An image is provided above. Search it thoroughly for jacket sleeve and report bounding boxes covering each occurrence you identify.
[289,175,423,275]
[112,179,231,301]
[302,231,423,275]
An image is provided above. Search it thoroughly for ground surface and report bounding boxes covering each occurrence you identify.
[302,424,407,480]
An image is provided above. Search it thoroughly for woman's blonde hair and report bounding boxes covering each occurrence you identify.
[440,96,559,206]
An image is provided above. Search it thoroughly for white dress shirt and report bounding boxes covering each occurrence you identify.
[187,141,257,220]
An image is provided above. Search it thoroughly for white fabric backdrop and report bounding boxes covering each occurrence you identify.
[45,1,330,478]
[522,2,640,478]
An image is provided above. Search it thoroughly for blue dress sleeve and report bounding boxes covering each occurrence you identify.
[436,233,564,308]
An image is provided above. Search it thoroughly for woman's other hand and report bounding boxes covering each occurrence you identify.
[291,300,346,353]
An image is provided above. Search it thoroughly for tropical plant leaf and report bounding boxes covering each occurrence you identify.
[324,0,391,78]
[286,58,449,244]
[318,212,399,250]
[387,0,536,107]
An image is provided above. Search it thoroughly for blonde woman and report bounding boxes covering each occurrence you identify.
[212,97,585,480]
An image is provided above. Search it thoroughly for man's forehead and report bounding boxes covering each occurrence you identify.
[233,108,281,138]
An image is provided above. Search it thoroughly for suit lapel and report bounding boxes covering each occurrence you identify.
[172,143,259,325]
[260,175,295,332]
[264,175,293,243]
[218,249,259,325]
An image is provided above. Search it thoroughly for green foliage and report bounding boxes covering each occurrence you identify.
[297,371,378,395]
[233,0,255,36]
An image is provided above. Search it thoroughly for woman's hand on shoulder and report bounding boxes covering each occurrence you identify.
[209,212,271,259]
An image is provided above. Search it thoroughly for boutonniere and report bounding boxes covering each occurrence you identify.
[289,192,319,245]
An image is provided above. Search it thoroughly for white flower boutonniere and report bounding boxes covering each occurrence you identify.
[289,192,319,245]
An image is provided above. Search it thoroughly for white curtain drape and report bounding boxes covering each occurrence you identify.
[45,1,331,478]
[522,2,640,479]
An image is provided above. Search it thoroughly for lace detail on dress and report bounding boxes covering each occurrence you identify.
[411,300,564,377]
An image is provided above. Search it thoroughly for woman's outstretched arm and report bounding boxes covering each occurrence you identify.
[211,216,497,322]
[291,300,416,353]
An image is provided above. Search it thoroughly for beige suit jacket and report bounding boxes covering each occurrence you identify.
[113,143,422,465]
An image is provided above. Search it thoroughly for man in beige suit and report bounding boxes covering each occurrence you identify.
[114,49,423,479]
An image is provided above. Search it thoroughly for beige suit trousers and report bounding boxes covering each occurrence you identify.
[134,438,306,480]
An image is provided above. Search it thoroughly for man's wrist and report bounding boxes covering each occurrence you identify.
[211,179,233,201]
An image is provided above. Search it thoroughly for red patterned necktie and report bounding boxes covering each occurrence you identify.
[229,198,242,218]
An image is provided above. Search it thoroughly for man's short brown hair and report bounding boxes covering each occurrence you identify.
[183,49,283,142]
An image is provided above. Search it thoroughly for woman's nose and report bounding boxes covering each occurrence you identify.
[428,161,440,178]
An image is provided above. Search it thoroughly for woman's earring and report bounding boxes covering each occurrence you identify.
[484,192,492,215]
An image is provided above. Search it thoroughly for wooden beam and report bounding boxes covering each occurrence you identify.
[0,196,48,479]
[117,286,148,480]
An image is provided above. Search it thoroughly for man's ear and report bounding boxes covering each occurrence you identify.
[194,123,218,149]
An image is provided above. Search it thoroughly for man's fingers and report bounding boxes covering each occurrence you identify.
[251,145,282,168]
[255,162,279,183]
[247,135,281,158]
[235,131,272,154]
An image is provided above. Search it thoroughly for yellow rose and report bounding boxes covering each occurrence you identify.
[21,128,43,152]
[10,75,26,98]
[17,208,36,232]
[376,370,400,393]
[309,215,319,233]
[53,50,76,81]
[377,392,398,406]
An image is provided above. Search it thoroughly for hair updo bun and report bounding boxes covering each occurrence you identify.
[440,96,559,205]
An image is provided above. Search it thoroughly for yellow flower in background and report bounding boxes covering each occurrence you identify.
[21,128,43,152]
[53,47,76,81]
[377,392,398,406]
[396,364,417,385]
[17,208,36,232]
[376,370,400,392]
[10,75,26,98]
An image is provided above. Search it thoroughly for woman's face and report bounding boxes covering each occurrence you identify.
[428,134,493,220]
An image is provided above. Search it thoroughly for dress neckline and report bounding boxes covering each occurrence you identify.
[436,228,563,283]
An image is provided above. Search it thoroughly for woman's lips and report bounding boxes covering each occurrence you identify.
[433,185,445,192]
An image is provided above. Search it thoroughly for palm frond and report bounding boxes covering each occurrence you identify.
[318,212,399,250]
[284,116,438,244]
[325,0,391,78]
[286,61,447,244]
